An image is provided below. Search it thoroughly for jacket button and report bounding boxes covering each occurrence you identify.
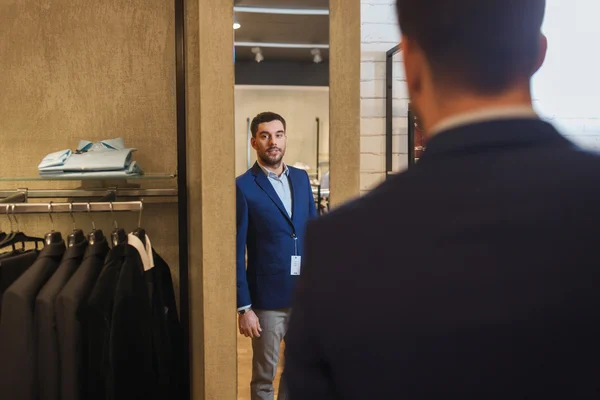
[291,233,296,238]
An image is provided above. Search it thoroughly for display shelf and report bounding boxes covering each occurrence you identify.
[0,173,176,181]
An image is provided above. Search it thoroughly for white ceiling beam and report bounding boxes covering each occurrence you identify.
[235,41,329,49]
[233,6,329,15]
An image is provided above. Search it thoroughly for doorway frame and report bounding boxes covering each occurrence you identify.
[183,0,361,398]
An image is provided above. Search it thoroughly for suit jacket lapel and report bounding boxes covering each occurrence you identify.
[253,163,294,226]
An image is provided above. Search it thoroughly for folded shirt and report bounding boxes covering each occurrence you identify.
[39,161,144,179]
[38,149,72,169]
[38,138,143,176]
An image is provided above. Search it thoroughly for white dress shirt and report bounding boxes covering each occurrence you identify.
[429,105,538,136]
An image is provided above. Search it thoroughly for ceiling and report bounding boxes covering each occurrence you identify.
[234,0,330,63]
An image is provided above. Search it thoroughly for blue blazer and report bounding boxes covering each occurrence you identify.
[236,162,318,310]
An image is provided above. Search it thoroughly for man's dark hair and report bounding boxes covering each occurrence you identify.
[250,112,287,138]
[396,0,546,94]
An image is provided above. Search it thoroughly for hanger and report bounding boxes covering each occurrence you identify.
[67,203,85,247]
[110,202,127,247]
[0,209,6,242]
[86,202,104,245]
[0,204,45,251]
[131,200,146,245]
[45,202,63,245]
[0,205,17,250]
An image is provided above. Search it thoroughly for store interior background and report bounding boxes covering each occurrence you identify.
[232,0,330,398]
[235,0,600,398]
[0,0,599,399]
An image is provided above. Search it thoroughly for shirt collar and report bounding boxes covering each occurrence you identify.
[429,105,538,136]
[257,160,289,178]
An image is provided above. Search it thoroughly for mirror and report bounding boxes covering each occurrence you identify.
[233,1,329,399]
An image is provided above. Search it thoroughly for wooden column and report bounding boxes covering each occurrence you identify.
[329,0,361,207]
[185,0,237,398]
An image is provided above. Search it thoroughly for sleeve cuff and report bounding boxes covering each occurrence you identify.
[237,304,252,312]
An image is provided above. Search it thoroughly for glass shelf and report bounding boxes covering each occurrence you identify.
[0,173,176,182]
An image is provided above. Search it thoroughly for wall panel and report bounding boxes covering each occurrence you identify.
[0,2,179,290]
[330,0,361,206]
[185,0,237,398]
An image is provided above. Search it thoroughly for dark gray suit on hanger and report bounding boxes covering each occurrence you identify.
[36,239,88,400]
[0,240,65,400]
[56,236,109,400]
[0,250,39,316]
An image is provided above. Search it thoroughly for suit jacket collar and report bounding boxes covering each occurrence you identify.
[40,239,66,258]
[251,162,298,229]
[418,119,571,163]
[63,238,88,260]
[83,235,110,259]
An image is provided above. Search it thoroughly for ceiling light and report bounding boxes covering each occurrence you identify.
[251,47,264,63]
[311,48,323,64]
[233,14,241,29]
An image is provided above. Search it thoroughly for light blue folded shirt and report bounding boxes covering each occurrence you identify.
[38,138,142,174]
[38,149,72,169]
[38,161,144,179]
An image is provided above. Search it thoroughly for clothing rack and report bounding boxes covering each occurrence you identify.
[1,201,143,214]
[0,188,177,202]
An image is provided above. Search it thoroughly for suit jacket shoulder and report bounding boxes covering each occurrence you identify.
[236,168,255,186]
[0,241,65,400]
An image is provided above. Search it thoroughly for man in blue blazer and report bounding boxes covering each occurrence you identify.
[236,111,317,400]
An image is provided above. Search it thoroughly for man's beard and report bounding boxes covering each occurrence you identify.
[259,148,284,166]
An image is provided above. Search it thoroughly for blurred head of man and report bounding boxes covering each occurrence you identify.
[250,112,287,170]
[396,0,548,134]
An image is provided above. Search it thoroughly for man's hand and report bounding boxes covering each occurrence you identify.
[239,310,262,338]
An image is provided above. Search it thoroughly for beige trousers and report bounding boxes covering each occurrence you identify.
[251,309,291,400]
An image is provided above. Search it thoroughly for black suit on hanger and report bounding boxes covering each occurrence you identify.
[82,243,127,400]
[56,236,109,400]
[110,244,156,400]
[0,240,65,400]
[148,249,184,399]
[36,239,88,400]
[0,249,39,316]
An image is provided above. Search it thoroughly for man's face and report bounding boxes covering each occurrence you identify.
[251,120,287,166]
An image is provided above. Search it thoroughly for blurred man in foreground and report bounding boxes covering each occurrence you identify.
[285,0,600,398]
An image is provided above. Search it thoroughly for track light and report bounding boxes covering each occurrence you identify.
[251,47,264,63]
[233,14,241,29]
[311,48,322,64]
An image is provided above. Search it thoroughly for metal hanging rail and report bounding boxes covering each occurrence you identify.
[0,188,177,201]
[1,201,143,214]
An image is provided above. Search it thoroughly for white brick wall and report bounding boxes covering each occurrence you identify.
[360,0,404,194]
[533,0,600,150]
[359,0,600,194]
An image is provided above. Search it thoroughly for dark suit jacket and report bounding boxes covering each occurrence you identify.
[110,244,156,400]
[148,249,185,399]
[0,240,65,400]
[56,236,109,400]
[83,243,126,400]
[285,119,600,399]
[110,244,183,399]
[236,162,317,310]
[36,239,88,400]
[0,249,39,316]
